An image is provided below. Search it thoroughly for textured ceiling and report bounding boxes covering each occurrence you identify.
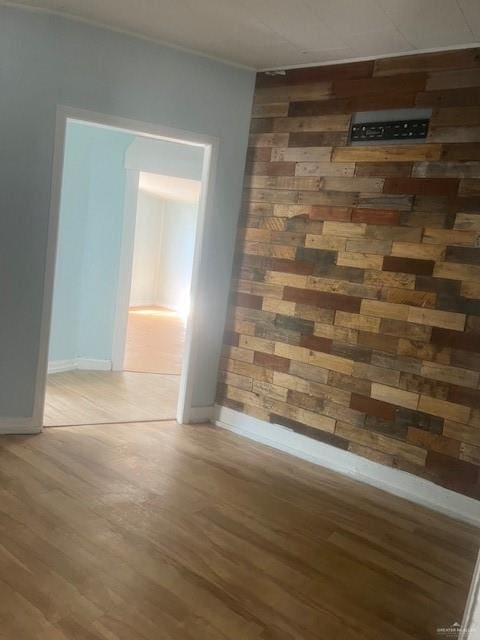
[4,0,480,69]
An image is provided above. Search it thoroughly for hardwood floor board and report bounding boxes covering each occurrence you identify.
[192,510,415,640]
[44,371,179,426]
[0,422,477,639]
[124,306,185,375]
[31,422,480,586]
[198,504,448,639]
[47,420,477,595]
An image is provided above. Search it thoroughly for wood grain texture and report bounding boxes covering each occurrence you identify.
[221,47,480,501]
[3,420,478,639]
[45,370,180,426]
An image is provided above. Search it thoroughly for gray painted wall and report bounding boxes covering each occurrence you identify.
[49,122,134,364]
[0,6,255,417]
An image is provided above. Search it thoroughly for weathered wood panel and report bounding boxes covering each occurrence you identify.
[219,47,480,500]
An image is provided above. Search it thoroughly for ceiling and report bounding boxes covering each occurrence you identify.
[5,0,480,69]
[139,172,201,203]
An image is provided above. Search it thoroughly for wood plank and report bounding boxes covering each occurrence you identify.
[322,177,384,192]
[373,48,480,76]
[245,175,321,191]
[297,190,358,207]
[412,161,480,178]
[431,106,480,127]
[247,146,272,162]
[418,395,471,423]
[288,132,348,147]
[336,252,384,270]
[407,307,466,331]
[459,179,480,196]
[335,311,381,333]
[252,102,289,118]
[355,162,413,177]
[305,234,346,251]
[434,262,480,282]
[242,241,296,259]
[335,420,427,466]
[245,188,299,204]
[427,69,480,91]
[271,147,332,162]
[332,145,442,163]
[383,177,459,197]
[288,97,357,117]
[441,143,480,161]
[416,87,480,108]
[391,242,445,261]
[384,289,436,308]
[246,161,296,176]
[371,383,419,411]
[429,126,480,143]
[323,221,366,237]
[295,162,355,177]
[286,60,374,84]
[420,362,479,390]
[360,300,409,321]
[423,228,478,246]
[273,114,351,133]
[249,133,289,147]
[254,82,333,104]
[333,74,427,98]
[454,213,480,231]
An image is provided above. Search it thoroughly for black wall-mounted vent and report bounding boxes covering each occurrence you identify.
[350,118,429,142]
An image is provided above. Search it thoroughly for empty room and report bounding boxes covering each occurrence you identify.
[1,1,480,639]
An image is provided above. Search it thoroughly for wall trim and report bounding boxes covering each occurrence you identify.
[48,358,112,374]
[1,2,254,72]
[32,106,220,433]
[48,359,78,374]
[0,417,40,435]
[189,405,214,423]
[260,42,480,72]
[214,405,480,527]
[77,358,112,371]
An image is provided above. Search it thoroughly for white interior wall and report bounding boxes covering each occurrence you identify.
[129,191,164,307]
[156,199,197,313]
[129,192,198,312]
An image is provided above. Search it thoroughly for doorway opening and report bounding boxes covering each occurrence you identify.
[39,109,215,429]
[123,173,200,377]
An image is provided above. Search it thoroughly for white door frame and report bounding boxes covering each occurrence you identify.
[111,168,140,372]
[34,106,218,429]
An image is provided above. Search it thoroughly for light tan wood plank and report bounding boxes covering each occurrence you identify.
[332,144,442,163]
[273,114,351,132]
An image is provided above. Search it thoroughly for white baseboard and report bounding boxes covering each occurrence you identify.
[215,405,480,527]
[77,358,112,371]
[48,358,112,374]
[48,359,78,374]
[0,417,40,435]
[188,405,214,423]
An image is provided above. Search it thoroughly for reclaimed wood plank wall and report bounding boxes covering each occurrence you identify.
[217,48,480,500]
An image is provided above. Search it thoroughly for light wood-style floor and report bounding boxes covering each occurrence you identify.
[44,306,185,426]
[124,307,185,375]
[44,371,179,426]
[0,421,477,639]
